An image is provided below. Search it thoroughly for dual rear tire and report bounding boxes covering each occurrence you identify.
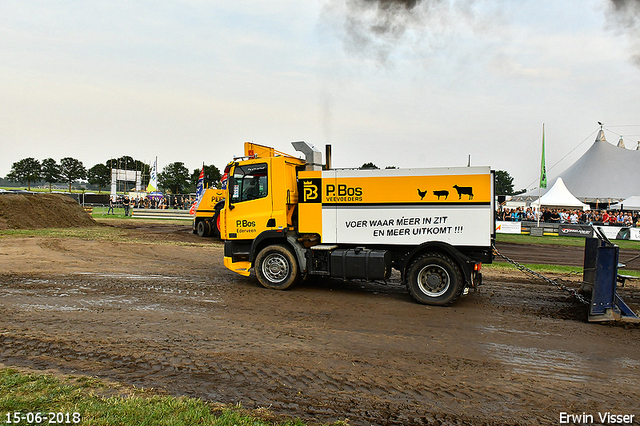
[406,252,463,306]
[196,219,211,237]
[196,213,221,238]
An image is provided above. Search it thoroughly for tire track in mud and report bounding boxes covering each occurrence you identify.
[2,327,635,426]
[1,271,639,426]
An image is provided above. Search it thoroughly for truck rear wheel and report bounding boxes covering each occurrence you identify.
[255,244,300,290]
[196,220,211,237]
[406,252,463,306]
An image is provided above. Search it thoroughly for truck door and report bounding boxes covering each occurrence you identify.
[225,162,272,239]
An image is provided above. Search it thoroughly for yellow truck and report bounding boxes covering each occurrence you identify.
[219,141,495,305]
[192,188,225,237]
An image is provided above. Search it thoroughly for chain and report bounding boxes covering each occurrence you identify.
[492,243,590,305]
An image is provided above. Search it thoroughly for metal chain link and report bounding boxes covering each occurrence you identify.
[492,243,590,305]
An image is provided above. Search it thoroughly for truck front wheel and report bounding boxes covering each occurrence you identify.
[406,252,463,306]
[255,244,300,290]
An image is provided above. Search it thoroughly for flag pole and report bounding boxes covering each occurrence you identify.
[537,123,547,227]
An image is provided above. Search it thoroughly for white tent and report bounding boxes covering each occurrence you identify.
[610,196,640,211]
[531,177,589,210]
[516,129,640,203]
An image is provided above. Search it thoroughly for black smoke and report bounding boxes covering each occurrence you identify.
[333,0,640,67]
[606,0,640,64]
[339,0,451,64]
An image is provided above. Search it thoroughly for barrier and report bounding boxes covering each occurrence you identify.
[131,208,193,220]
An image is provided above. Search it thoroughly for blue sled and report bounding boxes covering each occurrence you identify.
[582,228,640,323]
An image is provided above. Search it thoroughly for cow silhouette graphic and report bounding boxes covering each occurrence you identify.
[433,190,449,200]
[453,185,473,200]
[417,189,427,200]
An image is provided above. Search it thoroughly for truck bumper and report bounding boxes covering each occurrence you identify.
[223,256,252,277]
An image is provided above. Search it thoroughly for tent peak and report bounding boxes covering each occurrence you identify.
[596,129,607,143]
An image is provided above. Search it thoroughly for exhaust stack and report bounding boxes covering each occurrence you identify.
[292,141,323,171]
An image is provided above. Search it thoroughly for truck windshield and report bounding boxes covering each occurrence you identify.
[231,163,268,203]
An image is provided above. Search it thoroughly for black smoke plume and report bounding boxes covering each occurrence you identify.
[606,0,640,64]
[340,0,450,64]
[334,0,640,67]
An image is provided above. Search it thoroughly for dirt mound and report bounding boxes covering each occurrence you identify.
[0,193,96,230]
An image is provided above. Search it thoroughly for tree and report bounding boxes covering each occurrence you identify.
[41,158,62,192]
[360,162,379,169]
[190,164,223,191]
[495,170,515,196]
[59,157,87,192]
[87,163,111,193]
[106,156,134,170]
[7,157,41,190]
[159,162,190,194]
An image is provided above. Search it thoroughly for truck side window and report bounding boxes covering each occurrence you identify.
[231,163,268,203]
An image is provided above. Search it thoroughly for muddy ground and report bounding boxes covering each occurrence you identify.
[1,221,639,425]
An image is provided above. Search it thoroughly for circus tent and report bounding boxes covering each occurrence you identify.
[518,129,640,204]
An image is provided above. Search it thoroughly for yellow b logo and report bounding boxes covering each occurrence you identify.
[303,182,318,201]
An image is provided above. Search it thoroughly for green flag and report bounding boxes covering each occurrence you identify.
[540,125,547,189]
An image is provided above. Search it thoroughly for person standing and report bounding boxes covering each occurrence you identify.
[123,196,130,217]
[107,197,114,215]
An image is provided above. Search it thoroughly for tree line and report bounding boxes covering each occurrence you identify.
[6,156,521,196]
[4,156,222,194]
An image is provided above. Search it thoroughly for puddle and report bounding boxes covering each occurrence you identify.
[5,273,222,314]
[17,303,88,312]
[75,271,206,285]
[477,325,560,337]
[486,343,590,382]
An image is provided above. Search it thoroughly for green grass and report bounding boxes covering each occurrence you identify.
[496,232,640,250]
[0,368,327,426]
[0,226,121,239]
[486,262,583,275]
[486,261,640,278]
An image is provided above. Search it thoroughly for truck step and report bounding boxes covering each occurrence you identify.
[310,245,338,251]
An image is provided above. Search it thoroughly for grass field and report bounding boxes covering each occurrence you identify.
[0,368,319,426]
[495,232,640,250]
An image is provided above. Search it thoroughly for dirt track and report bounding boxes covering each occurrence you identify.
[1,221,639,425]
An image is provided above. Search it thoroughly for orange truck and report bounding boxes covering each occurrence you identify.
[218,141,495,305]
[192,188,225,238]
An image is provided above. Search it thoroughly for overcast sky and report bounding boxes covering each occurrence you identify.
[2,0,640,190]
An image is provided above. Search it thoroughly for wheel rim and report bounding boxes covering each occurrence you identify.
[262,253,289,284]
[417,264,450,297]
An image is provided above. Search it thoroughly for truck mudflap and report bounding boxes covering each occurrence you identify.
[223,257,251,277]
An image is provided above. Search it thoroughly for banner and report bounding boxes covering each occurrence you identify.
[540,124,547,189]
[558,224,594,238]
[146,157,158,193]
[189,165,205,215]
[327,206,493,246]
[595,226,630,241]
[496,221,522,234]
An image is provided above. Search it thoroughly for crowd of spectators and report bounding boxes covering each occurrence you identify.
[114,195,197,210]
[496,206,640,227]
